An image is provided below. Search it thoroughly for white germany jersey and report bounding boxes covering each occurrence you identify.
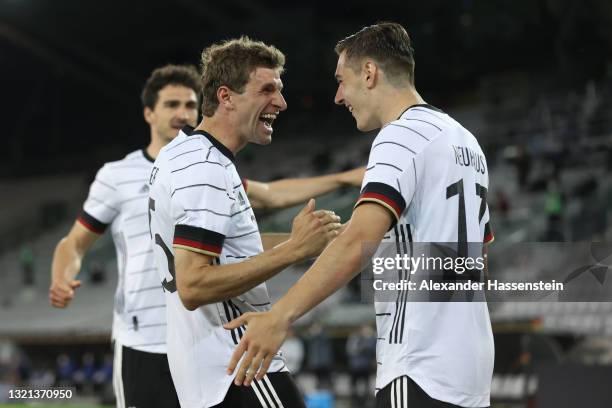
[149,127,286,408]
[78,149,166,354]
[356,105,495,407]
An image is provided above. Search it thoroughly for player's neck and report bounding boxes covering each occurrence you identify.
[146,131,166,160]
[194,117,245,156]
[378,87,425,126]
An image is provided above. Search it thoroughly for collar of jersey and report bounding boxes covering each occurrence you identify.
[181,125,236,164]
[397,103,444,119]
[141,149,155,163]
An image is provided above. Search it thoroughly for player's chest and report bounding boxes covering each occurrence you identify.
[112,170,152,230]
[226,174,258,237]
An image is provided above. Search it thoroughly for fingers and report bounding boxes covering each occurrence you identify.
[225,313,257,377]
[298,198,315,215]
[70,280,82,289]
[49,294,64,308]
[314,210,341,225]
[50,299,70,308]
[50,292,71,306]
[235,348,275,386]
[49,281,77,308]
[243,351,266,386]
[255,354,275,381]
[227,338,248,376]
[313,210,335,219]
[234,346,258,385]
[224,313,250,330]
[49,290,72,308]
[326,222,342,232]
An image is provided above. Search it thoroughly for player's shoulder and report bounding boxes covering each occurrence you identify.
[95,149,150,182]
[377,104,480,155]
[401,104,453,131]
[105,149,149,166]
[374,105,442,156]
[160,126,232,181]
[405,104,479,143]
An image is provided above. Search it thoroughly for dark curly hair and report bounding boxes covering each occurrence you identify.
[141,64,200,109]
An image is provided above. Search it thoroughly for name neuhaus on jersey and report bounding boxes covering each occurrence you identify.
[452,145,486,174]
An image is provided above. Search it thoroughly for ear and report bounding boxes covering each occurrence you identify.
[217,86,233,110]
[363,60,378,89]
[143,106,154,125]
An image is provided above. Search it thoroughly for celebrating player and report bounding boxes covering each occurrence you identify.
[226,22,495,408]
[49,63,361,407]
[148,37,341,407]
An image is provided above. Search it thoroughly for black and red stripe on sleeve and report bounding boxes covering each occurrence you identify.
[173,224,225,257]
[484,222,494,244]
[355,182,406,228]
[77,210,108,234]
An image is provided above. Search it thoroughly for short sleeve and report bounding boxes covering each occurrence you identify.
[171,160,234,257]
[355,127,418,229]
[78,165,120,234]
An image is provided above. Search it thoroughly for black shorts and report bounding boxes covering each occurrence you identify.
[212,372,306,408]
[376,375,489,408]
[113,341,180,408]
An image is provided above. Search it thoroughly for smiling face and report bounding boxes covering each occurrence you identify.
[334,51,380,132]
[231,67,287,146]
[144,84,198,143]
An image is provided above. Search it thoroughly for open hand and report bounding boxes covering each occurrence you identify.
[224,310,290,386]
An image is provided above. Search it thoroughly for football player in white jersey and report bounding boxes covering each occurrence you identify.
[227,22,495,408]
[149,37,343,408]
[49,63,363,407]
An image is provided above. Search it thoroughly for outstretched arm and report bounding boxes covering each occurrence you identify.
[225,203,391,385]
[175,200,342,310]
[260,233,291,250]
[49,222,100,308]
[247,167,365,210]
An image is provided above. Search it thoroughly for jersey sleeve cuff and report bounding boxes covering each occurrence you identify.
[484,222,494,244]
[354,182,406,228]
[173,224,225,257]
[77,210,108,234]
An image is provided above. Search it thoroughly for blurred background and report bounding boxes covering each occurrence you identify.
[1,0,612,406]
